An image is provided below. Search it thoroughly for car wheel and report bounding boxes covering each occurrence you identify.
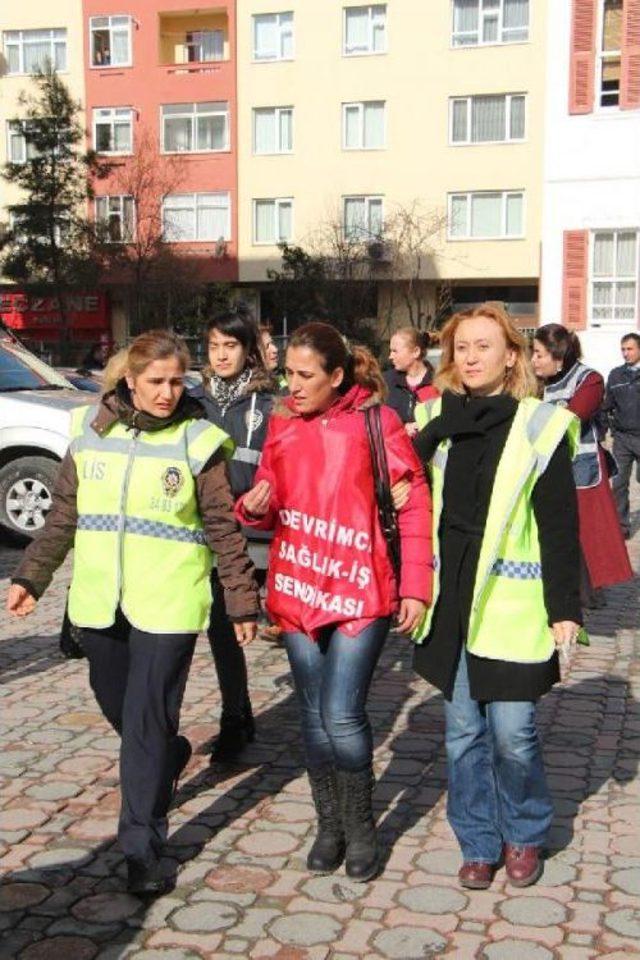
[0,456,59,539]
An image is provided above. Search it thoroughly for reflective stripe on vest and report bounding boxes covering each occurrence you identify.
[67,405,232,633]
[543,362,600,489]
[413,395,579,663]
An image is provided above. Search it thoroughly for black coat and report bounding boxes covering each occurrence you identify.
[413,392,582,702]
[603,363,640,437]
[384,367,436,424]
[189,374,278,566]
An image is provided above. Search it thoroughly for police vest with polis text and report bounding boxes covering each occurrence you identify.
[413,395,580,662]
[67,405,233,633]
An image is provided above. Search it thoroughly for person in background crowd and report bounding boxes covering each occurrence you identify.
[532,324,632,607]
[413,305,582,891]
[384,327,439,437]
[190,310,279,762]
[260,323,287,390]
[603,333,640,540]
[79,335,111,372]
[6,331,259,896]
[237,322,432,882]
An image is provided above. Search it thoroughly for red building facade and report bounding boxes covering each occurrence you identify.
[83,0,239,285]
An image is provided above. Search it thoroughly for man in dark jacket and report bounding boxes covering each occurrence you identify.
[603,333,640,539]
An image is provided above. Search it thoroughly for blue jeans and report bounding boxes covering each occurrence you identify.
[283,618,390,771]
[444,652,553,863]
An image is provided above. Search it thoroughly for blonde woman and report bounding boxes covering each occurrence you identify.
[7,331,259,896]
[412,305,582,890]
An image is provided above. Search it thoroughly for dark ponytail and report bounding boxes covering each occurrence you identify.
[534,323,582,374]
[289,322,387,400]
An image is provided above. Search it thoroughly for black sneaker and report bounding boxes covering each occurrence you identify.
[126,857,173,897]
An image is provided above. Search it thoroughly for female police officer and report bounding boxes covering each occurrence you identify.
[6,330,259,895]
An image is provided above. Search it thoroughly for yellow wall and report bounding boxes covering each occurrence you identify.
[237,0,547,285]
[0,0,85,233]
[158,12,230,65]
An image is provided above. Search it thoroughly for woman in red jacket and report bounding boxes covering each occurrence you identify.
[237,322,432,882]
[532,324,632,606]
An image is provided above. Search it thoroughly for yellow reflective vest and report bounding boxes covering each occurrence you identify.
[67,405,233,633]
[414,395,580,663]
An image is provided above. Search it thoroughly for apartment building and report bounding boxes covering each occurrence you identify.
[541,0,640,376]
[82,0,239,338]
[237,0,546,332]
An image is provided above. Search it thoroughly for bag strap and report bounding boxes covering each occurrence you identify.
[365,405,402,579]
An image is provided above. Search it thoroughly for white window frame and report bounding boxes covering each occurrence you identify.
[184,29,225,63]
[252,198,294,245]
[92,107,133,155]
[89,15,133,68]
[343,5,387,56]
[342,101,387,150]
[95,195,135,243]
[161,102,230,154]
[3,28,67,75]
[252,107,294,155]
[6,121,39,164]
[9,211,67,246]
[589,229,640,327]
[596,0,623,111]
[451,0,530,48]
[162,192,231,243]
[449,93,526,145]
[343,195,385,240]
[447,190,525,240]
[252,12,294,62]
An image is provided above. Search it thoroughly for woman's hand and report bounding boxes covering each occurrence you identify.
[6,584,37,618]
[242,480,272,518]
[552,620,581,663]
[396,598,427,635]
[404,422,419,438]
[391,479,411,511]
[233,621,258,646]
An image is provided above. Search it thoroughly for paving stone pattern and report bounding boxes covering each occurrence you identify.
[1,488,639,959]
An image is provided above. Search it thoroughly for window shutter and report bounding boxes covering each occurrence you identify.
[562,230,589,331]
[621,0,640,109]
[569,0,597,114]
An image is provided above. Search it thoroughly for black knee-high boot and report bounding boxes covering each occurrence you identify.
[307,766,345,873]
[336,765,379,882]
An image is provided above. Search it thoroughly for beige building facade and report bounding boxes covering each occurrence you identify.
[237,0,547,329]
[0,0,86,230]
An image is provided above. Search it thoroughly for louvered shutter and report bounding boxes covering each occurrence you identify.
[569,0,597,114]
[562,230,589,331]
[621,0,640,109]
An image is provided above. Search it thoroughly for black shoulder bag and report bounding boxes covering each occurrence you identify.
[364,405,402,581]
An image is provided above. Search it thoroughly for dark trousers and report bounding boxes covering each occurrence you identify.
[282,618,390,771]
[612,432,640,535]
[80,609,196,863]
[207,569,265,723]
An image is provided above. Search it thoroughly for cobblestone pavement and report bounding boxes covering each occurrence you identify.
[1,490,639,960]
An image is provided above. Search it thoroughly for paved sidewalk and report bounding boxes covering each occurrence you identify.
[0,492,638,960]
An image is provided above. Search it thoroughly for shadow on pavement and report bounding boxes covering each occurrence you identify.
[1,643,637,958]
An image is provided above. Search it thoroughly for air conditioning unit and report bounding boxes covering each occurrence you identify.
[367,240,392,263]
[214,237,228,259]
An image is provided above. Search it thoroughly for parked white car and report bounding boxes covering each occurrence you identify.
[0,333,94,538]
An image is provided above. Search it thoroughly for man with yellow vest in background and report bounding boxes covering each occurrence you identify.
[411,306,583,892]
[6,331,259,897]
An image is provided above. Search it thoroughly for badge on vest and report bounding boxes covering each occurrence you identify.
[161,466,184,498]
[244,408,264,433]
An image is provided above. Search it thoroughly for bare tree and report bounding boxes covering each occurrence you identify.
[96,127,203,332]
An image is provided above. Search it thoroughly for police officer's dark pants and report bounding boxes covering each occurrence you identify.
[208,569,262,723]
[80,608,196,864]
[612,432,640,536]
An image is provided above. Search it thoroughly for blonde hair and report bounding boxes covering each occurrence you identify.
[102,330,191,394]
[435,304,537,401]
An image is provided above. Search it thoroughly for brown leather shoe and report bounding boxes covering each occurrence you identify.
[504,844,543,887]
[458,861,495,889]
